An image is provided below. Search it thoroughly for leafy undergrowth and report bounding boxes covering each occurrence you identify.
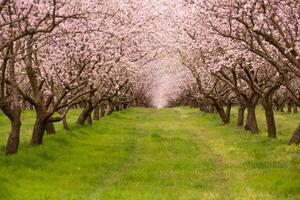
[0,107,299,200]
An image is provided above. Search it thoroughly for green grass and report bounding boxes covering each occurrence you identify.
[0,107,300,200]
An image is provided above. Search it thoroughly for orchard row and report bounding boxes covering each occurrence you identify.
[0,0,158,155]
[168,0,300,144]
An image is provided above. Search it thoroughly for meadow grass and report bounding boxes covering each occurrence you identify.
[0,107,299,199]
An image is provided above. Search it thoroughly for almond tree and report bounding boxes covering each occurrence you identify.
[202,0,300,143]
[0,0,84,153]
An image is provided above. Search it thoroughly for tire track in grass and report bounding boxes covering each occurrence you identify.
[87,109,154,199]
[178,108,232,199]
[101,108,232,199]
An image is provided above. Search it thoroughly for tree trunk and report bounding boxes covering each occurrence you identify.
[210,105,215,113]
[117,104,120,111]
[204,104,214,113]
[46,122,56,134]
[93,105,100,120]
[262,101,276,138]
[31,117,47,145]
[107,103,114,116]
[4,45,22,154]
[226,103,232,122]
[287,102,292,113]
[87,113,92,125]
[63,115,69,130]
[237,105,246,127]
[5,117,21,155]
[293,105,298,113]
[77,103,92,125]
[245,105,258,134]
[199,105,204,112]
[214,102,229,124]
[100,104,106,117]
[289,123,300,145]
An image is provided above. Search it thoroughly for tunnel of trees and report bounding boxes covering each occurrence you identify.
[0,0,300,156]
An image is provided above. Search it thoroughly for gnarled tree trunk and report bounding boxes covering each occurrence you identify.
[6,116,21,155]
[31,116,47,145]
[4,45,22,154]
[213,100,229,124]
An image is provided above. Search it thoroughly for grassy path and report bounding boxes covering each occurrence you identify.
[0,107,300,199]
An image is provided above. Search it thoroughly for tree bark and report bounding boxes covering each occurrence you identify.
[226,103,232,122]
[100,104,106,117]
[209,105,215,113]
[289,123,300,145]
[77,103,93,125]
[5,117,21,155]
[287,101,292,113]
[62,115,69,130]
[93,105,100,120]
[31,116,47,145]
[214,101,229,124]
[262,100,276,138]
[46,122,56,134]
[3,44,22,154]
[107,103,114,116]
[87,113,92,125]
[245,105,259,134]
[237,105,246,127]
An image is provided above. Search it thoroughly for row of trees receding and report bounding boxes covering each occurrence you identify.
[0,0,156,155]
[167,0,300,145]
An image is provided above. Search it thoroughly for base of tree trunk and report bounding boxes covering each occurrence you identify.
[31,121,46,145]
[87,114,92,125]
[245,106,258,134]
[289,123,300,145]
[100,104,106,117]
[237,106,245,127]
[63,116,69,130]
[226,103,232,122]
[93,106,100,120]
[293,105,298,113]
[5,119,21,155]
[46,122,56,134]
[77,105,92,125]
[288,104,292,113]
[214,103,229,124]
[263,103,276,139]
